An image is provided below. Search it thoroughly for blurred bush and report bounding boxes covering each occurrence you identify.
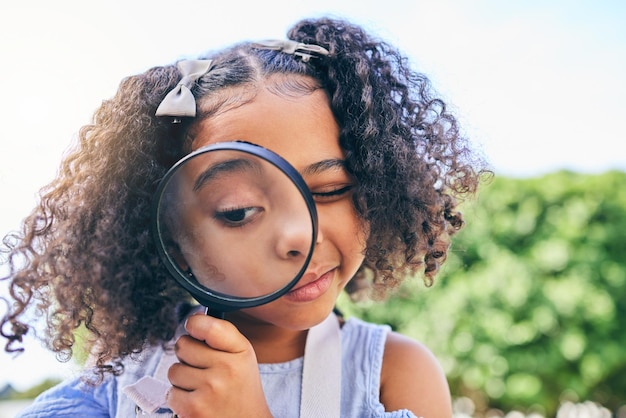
[339,170,626,416]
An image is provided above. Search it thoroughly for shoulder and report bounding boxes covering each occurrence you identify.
[18,341,175,418]
[15,376,115,418]
[380,331,452,418]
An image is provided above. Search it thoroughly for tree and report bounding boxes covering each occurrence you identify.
[340,170,626,416]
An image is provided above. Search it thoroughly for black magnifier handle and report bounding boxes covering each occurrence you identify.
[205,307,225,319]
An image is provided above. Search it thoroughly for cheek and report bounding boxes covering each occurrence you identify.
[323,200,368,260]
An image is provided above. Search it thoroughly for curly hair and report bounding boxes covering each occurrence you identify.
[1,17,486,380]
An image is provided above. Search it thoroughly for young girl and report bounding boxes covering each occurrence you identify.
[2,17,485,417]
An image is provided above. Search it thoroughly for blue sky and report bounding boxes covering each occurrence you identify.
[0,0,624,391]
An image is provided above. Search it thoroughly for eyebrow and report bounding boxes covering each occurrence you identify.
[193,158,262,191]
[300,159,347,177]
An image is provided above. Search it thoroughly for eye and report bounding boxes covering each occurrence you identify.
[311,185,354,203]
[214,207,263,227]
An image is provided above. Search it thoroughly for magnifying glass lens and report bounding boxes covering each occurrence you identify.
[153,142,316,313]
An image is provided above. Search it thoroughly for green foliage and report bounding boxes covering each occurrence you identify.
[339,170,626,416]
[0,379,61,400]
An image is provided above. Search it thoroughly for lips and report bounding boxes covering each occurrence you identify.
[284,268,336,302]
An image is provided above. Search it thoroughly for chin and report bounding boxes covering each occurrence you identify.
[239,298,338,330]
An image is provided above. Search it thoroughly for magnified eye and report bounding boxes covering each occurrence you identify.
[215,206,263,227]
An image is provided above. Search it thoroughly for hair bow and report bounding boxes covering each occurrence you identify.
[251,39,329,62]
[155,59,213,119]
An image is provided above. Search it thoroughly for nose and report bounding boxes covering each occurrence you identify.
[275,216,314,260]
[315,220,325,246]
[275,202,327,262]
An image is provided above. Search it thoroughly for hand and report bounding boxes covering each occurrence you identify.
[167,314,272,418]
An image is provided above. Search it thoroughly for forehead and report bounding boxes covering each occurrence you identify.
[191,83,343,171]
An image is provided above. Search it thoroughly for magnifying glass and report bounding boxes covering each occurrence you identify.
[152,141,317,318]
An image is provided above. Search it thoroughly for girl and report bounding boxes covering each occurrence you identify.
[2,17,485,417]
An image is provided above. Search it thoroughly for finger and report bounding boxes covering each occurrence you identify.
[167,385,202,418]
[168,361,207,392]
[174,334,214,368]
[185,314,250,353]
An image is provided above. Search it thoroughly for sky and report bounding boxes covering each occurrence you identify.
[0,0,624,392]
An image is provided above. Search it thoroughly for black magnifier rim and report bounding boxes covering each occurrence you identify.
[152,141,318,312]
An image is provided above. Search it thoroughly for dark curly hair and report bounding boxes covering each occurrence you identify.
[1,17,487,380]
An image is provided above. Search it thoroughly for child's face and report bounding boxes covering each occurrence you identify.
[189,80,367,329]
[166,146,314,298]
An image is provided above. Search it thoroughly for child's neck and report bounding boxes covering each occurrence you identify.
[225,311,308,364]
